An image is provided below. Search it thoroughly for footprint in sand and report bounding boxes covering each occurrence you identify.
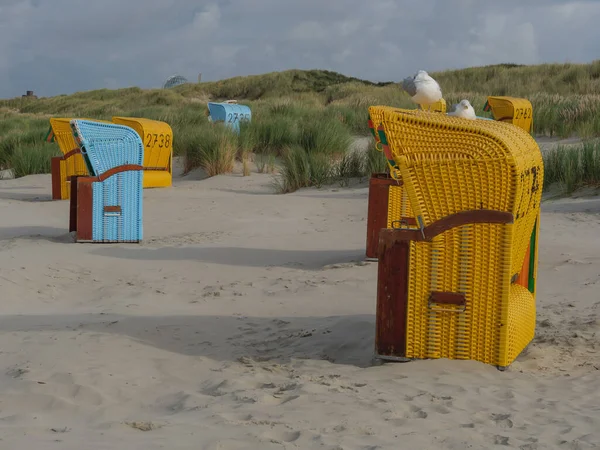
[217,412,254,423]
[123,421,164,432]
[406,405,428,419]
[490,413,514,429]
[322,261,369,270]
[432,404,451,414]
[493,435,510,446]
[262,429,301,444]
[155,391,205,413]
[6,367,29,378]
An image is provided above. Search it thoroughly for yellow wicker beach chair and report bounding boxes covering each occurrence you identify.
[111,117,173,188]
[47,117,111,200]
[484,96,533,134]
[373,107,543,370]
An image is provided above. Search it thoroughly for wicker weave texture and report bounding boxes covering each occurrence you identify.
[374,107,542,367]
[405,224,512,363]
[387,184,415,228]
[71,120,144,176]
[70,120,144,242]
[381,108,543,277]
[92,171,143,242]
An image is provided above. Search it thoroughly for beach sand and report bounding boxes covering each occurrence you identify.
[0,155,598,450]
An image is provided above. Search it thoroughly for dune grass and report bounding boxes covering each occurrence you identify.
[272,140,388,193]
[543,139,600,194]
[2,62,600,193]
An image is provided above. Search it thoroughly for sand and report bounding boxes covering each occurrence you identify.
[0,155,598,450]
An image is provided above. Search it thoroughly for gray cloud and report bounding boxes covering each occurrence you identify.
[0,0,598,98]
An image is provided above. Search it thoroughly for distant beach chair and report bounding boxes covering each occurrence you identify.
[46,117,110,200]
[206,102,251,133]
[68,120,144,243]
[419,98,447,113]
[111,117,173,188]
[484,96,534,134]
[371,106,542,370]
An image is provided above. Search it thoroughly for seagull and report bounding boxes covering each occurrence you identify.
[402,70,443,107]
[448,99,476,120]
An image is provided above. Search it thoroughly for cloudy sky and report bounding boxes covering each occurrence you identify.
[0,0,598,99]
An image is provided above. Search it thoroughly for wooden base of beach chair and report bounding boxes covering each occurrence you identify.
[365,172,416,260]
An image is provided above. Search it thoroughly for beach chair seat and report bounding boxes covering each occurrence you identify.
[373,107,543,370]
[484,96,533,134]
[111,117,173,188]
[47,118,110,200]
[68,120,144,243]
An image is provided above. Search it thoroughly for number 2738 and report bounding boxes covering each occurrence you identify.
[145,133,171,148]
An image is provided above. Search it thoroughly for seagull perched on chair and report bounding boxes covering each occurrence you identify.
[401,70,443,107]
[448,99,477,120]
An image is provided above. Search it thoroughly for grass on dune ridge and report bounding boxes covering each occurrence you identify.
[2,61,600,193]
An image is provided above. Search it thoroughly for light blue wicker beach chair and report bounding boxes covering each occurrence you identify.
[68,120,144,243]
[207,102,251,133]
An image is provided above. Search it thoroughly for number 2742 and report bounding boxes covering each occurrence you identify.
[514,108,532,120]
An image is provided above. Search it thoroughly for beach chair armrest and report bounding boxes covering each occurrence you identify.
[378,209,514,248]
[76,164,144,184]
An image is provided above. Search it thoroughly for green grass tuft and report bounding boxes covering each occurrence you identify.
[543,139,600,194]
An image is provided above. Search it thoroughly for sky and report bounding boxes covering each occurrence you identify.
[0,0,599,99]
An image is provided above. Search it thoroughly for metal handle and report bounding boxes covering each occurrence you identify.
[103,205,122,217]
[428,291,466,313]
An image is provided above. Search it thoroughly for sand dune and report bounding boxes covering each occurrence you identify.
[0,159,598,449]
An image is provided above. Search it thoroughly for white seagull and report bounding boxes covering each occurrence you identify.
[448,99,476,120]
[401,70,443,107]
